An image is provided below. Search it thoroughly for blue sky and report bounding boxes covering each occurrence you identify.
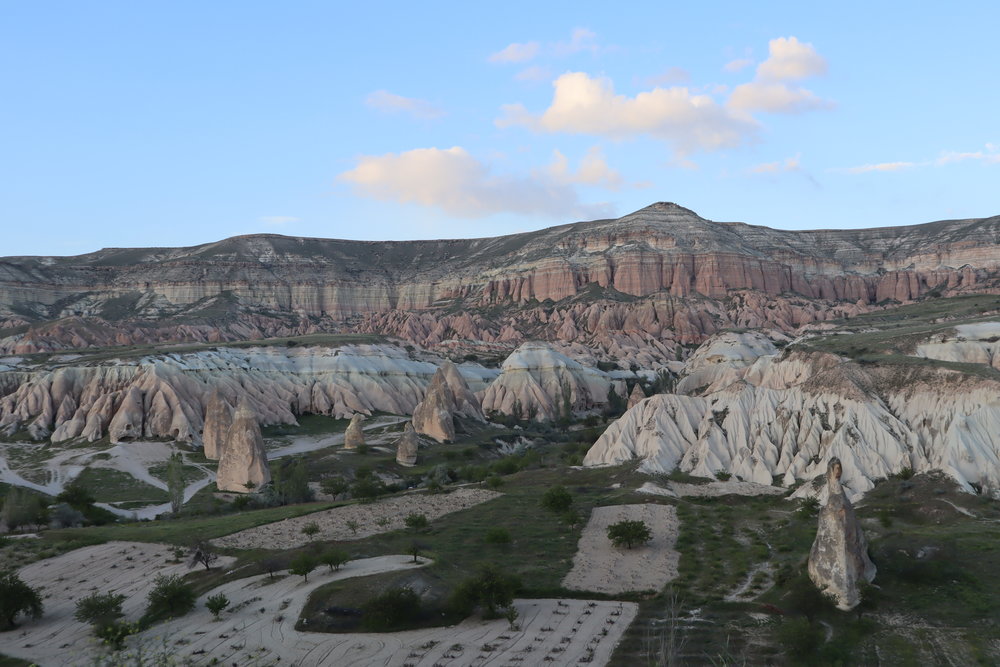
[2,1,998,255]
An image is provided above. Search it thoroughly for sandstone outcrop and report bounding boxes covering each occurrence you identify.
[344,414,365,450]
[0,344,494,444]
[216,400,271,492]
[584,346,1000,499]
[202,390,232,460]
[808,458,876,610]
[480,343,620,421]
[411,360,484,442]
[4,203,1000,359]
[626,383,646,409]
[396,422,419,466]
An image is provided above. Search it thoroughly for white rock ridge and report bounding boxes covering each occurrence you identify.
[480,342,622,421]
[585,347,1000,499]
[0,344,491,445]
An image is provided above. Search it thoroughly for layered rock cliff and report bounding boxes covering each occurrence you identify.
[4,203,1000,355]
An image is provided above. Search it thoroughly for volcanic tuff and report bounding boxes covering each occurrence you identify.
[4,203,1000,355]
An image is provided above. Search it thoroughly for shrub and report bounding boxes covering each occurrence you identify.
[540,485,573,513]
[362,586,422,631]
[205,593,229,620]
[607,520,653,549]
[797,497,820,519]
[145,574,196,621]
[321,476,349,497]
[404,513,428,531]
[484,474,504,490]
[320,549,350,572]
[302,522,321,541]
[289,553,318,582]
[484,527,511,545]
[0,571,43,629]
[449,564,521,619]
[74,591,125,630]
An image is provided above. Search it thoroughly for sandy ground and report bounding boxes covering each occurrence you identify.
[212,487,502,550]
[563,504,680,595]
[8,541,236,665]
[637,480,787,498]
[9,542,637,667]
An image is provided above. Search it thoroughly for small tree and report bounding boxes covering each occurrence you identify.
[260,557,285,580]
[407,541,427,564]
[320,549,350,572]
[166,452,185,515]
[145,574,196,620]
[0,571,43,630]
[404,513,428,531]
[346,519,360,536]
[607,519,653,549]
[289,553,318,582]
[351,477,385,503]
[205,593,229,620]
[57,479,95,509]
[362,586,421,631]
[449,564,521,619]
[74,591,125,630]
[302,522,321,541]
[321,476,349,497]
[540,485,573,513]
[51,502,85,528]
[187,541,219,571]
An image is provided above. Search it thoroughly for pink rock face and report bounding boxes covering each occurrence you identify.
[396,421,419,466]
[411,360,484,443]
[626,384,646,410]
[344,413,365,450]
[202,390,232,460]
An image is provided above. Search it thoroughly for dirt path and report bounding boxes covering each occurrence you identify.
[563,504,679,595]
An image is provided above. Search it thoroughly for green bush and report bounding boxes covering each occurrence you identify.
[144,574,196,622]
[449,564,521,619]
[362,586,422,631]
[205,593,229,620]
[0,570,43,629]
[484,527,511,545]
[607,519,653,549]
[404,513,429,531]
[320,549,350,572]
[289,553,318,582]
[75,591,125,630]
[540,485,573,513]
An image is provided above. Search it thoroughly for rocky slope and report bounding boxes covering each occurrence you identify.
[584,332,1000,499]
[4,202,1000,356]
[0,344,496,444]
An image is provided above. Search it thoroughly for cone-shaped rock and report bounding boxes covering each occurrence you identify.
[626,383,646,410]
[412,360,484,443]
[344,413,365,450]
[808,458,876,610]
[396,422,419,466]
[216,401,271,492]
[202,390,232,460]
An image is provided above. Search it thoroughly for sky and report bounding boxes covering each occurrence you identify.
[2,1,998,256]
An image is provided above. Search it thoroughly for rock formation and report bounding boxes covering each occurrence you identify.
[202,390,232,460]
[0,344,495,443]
[480,343,622,421]
[808,458,876,610]
[216,400,271,492]
[396,422,419,466]
[626,383,646,410]
[344,413,365,450]
[584,345,1000,499]
[4,203,1000,358]
[411,360,485,442]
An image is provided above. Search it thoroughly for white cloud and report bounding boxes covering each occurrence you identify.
[338,146,610,219]
[496,72,758,156]
[757,37,828,81]
[728,81,831,113]
[365,90,444,120]
[545,146,623,190]
[646,66,690,86]
[749,155,801,174]
[724,58,753,73]
[259,216,299,225]
[839,161,919,174]
[515,65,552,82]
[553,27,599,56]
[836,144,1000,174]
[726,36,831,114]
[489,41,540,64]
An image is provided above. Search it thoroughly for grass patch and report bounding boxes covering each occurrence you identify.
[73,468,169,504]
